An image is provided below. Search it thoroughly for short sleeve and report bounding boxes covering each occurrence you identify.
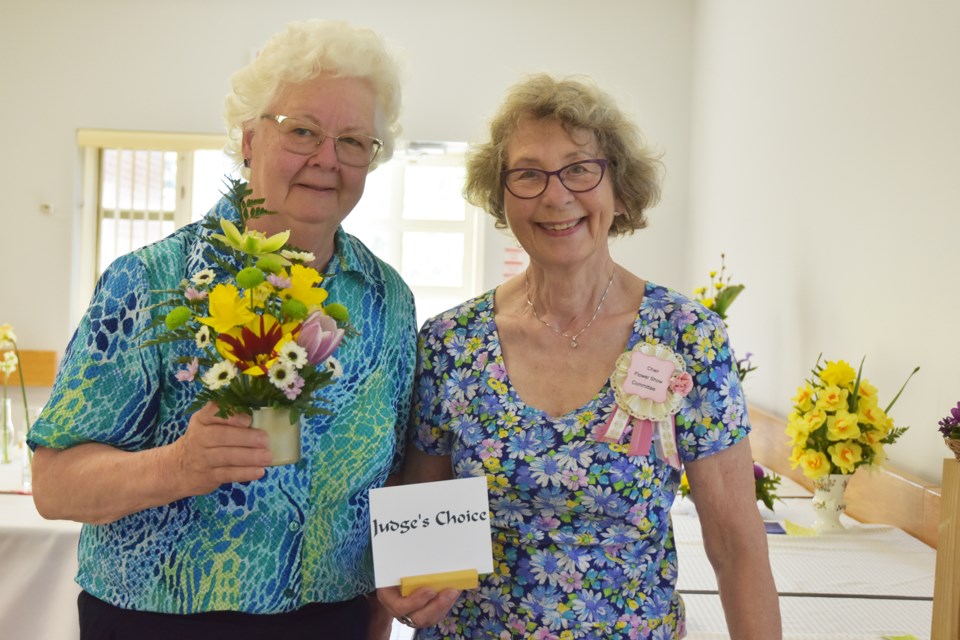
[671,305,751,463]
[28,253,164,451]
[410,317,454,456]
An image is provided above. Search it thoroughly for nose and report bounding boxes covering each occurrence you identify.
[306,135,340,168]
[539,172,574,205]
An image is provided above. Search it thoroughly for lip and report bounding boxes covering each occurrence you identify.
[295,182,335,193]
[537,218,584,235]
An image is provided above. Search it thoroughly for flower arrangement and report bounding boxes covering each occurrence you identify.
[787,355,919,480]
[0,323,31,465]
[939,401,960,460]
[143,178,354,421]
[939,402,960,440]
[678,463,781,510]
[693,254,756,382]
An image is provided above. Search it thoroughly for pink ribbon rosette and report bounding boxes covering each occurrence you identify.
[593,341,694,469]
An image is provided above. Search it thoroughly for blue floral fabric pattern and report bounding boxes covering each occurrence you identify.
[412,283,749,639]
[28,195,417,613]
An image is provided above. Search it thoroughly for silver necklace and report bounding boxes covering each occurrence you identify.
[524,269,615,348]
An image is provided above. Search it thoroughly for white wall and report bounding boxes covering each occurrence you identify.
[688,0,959,483]
[0,0,693,345]
[2,1,953,484]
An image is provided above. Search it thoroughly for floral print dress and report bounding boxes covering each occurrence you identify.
[411,283,750,639]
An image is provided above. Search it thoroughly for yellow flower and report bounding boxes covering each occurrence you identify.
[680,472,690,492]
[792,383,815,412]
[211,218,290,257]
[826,409,861,441]
[281,265,328,310]
[786,411,810,447]
[198,284,257,334]
[856,379,879,408]
[789,446,806,469]
[872,443,887,465]
[799,449,832,480]
[803,408,827,432]
[858,427,884,447]
[819,360,857,389]
[828,441,863,474]
[857,403,887,427]
[815,385,849,412]
[0,323,16,349]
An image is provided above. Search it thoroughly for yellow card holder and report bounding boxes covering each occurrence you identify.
[399,568,479,597]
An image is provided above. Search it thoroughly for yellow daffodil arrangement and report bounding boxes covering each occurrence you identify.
[143,178,355,422]
[0,323,31,465]
[787,356,919,480]
[693,254,755,382]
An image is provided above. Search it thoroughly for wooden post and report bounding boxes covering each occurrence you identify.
[932,457,960,639]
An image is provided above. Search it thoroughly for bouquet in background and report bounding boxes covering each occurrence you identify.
[678,462,782,510]
[787,355,918,480]
[143,179,354,421]
[693,254,756,382]
[938,401,960,460]
[0,323,31,464]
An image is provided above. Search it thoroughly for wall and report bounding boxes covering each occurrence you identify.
[688,0,959,483]
[2,0,954,485]
[0,0,693,342]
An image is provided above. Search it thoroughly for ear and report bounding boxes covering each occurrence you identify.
[614,196,627,215]
[242,127,255,161]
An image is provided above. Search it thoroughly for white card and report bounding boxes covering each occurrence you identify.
[369,475,494,588]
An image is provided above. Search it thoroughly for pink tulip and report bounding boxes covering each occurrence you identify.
[297,311,345,365]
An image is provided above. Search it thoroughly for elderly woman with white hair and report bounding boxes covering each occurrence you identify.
[29,20,427,639]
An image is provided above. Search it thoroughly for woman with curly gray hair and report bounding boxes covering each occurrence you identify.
[379,74,781,638]
[31,20,418,640]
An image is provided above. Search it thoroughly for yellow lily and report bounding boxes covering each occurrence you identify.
[197,284,256,334]
[211,219,290,258]
[280,264,328,310]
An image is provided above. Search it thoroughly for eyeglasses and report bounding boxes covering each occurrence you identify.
[501,159,609,199]
[261,114,383,167]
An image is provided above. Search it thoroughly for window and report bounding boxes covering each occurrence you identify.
[344,142,484,325]
[76,132,482,329]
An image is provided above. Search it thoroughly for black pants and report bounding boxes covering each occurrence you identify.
[78,590,369,639]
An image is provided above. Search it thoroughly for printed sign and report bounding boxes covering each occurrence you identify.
[369,476,494,588]
[623,352,676,402]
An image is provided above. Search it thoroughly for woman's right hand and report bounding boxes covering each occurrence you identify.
[376,585,461,631]
[171,402,272,496]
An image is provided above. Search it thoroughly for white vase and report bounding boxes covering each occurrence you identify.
[1,398,14,465]
[251,406,301,466]
[811,473,851,532]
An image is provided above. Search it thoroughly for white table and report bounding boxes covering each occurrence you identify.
[673,495,935,639]
[0,458,82,640]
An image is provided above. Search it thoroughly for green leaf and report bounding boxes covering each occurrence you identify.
[884,366,920,414]
[711,284,744,319]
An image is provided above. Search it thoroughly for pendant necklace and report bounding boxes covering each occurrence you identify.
[524,268,615,348]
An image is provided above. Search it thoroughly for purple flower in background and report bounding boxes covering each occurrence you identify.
[296,311,344,365]
[939,401,960,438]
[753,462,765,480]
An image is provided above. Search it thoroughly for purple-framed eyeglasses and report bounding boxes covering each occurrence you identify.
[501,159,609,199]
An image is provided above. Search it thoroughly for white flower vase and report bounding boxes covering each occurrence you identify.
[811,473,851,533]
[251,406,301,466]
[2,398,15,465]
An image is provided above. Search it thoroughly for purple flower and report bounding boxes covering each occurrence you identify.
[939,401,960,438]
[296,311,345,365]
[283,374,306,400]
[753,462,765,480]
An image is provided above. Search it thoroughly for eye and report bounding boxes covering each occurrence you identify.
[509,169,543,182]
[337,135,365,149]
[290,127,319,139]
[565,162,591,176]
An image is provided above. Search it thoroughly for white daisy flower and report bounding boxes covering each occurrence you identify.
[201,360,237,390]
[279,341,308,369]
[191,268,216,286]
[268,361,296,390]
[195,326,212,349]
[324,356,343,379]
[280,249,316,263]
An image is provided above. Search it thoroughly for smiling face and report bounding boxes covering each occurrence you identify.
[503,117,624,272]
[241,74,377,254]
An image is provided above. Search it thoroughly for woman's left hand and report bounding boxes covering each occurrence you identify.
[376,585,461,630]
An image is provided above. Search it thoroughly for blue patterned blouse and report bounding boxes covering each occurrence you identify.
[28,194,418,613]
[412,283,750,639]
